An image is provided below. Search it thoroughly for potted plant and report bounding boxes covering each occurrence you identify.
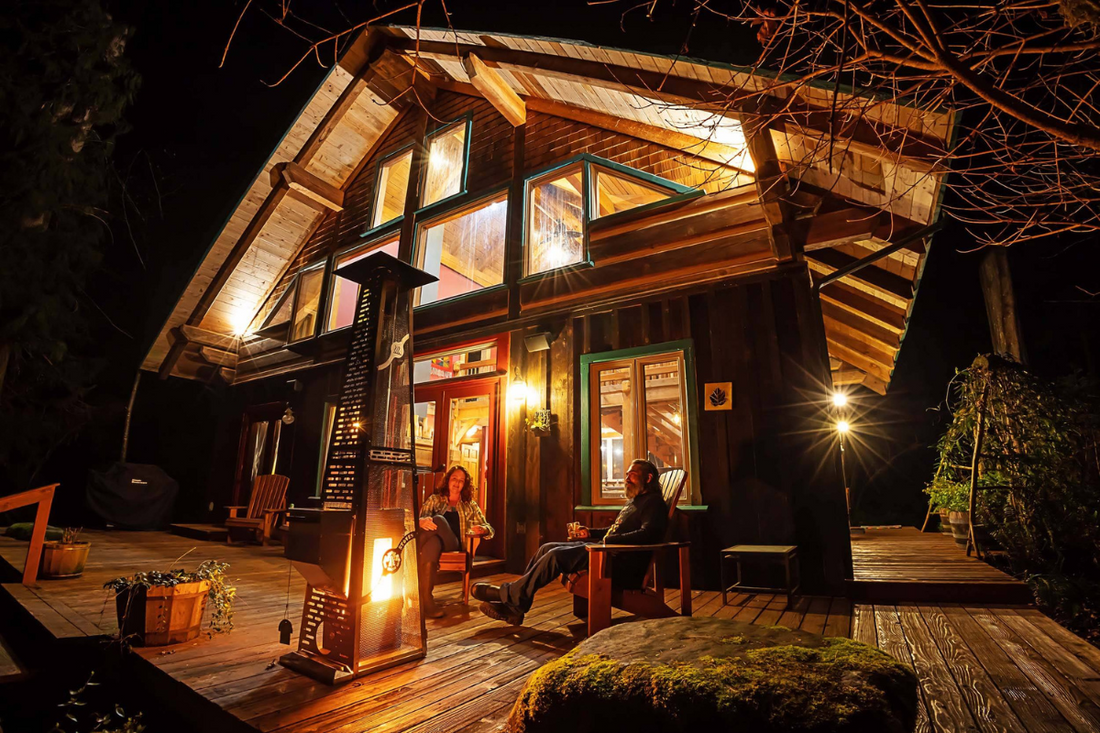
[40,527,92,579]
[926,479,970,548]
[104,560,235,647]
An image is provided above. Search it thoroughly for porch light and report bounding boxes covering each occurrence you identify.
[836,420,851,434]
[832,392,848,408]
[509,374,529,405]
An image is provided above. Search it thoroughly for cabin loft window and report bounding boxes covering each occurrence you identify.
[421,120,468,207]
[325,236,400,332]
[288,264,325,342]
[587,348,693,505]
[414,192,508,307]
[413,342,499,384]
[371,149,413,228]
[526,163,586,275]
[591,165,676,219]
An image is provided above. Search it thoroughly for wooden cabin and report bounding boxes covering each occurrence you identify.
[141,27,952,593]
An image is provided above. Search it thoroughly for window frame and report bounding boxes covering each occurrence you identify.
[287,260,328,344]
[255,273,299,333]
[410,187,510,310]
[365,144,415,236]
[521,154,700,279]
[323,233,401,334]
[413,340,502,385]
[579,338,701,507]
[417,116,473,213]
[315,399,339,498]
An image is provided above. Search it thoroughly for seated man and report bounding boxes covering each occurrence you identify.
[473,459,667,626]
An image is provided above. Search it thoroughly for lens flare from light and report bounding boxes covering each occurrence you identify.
[832,392,848,407]
[837,420,851,434]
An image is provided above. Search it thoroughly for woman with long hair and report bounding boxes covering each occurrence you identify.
[418,465,493,617]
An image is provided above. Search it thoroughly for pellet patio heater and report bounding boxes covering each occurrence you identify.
[280,251,437,684]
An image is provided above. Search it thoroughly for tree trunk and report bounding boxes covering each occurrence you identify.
[979,248,1027,363]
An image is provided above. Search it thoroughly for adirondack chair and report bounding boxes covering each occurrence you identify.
[422,470,481,605]
[225,474,290,545]
[563,468,691,636]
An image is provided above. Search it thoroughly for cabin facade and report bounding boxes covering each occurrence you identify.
[141,27,952,593]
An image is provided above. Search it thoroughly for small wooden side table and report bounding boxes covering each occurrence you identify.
[720,544,800,606]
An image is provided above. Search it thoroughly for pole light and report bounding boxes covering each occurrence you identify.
[832,391,848,408]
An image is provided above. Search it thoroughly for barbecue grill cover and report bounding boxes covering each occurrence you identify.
[86,462,178,529]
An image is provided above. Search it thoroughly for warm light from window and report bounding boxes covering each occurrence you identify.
[672,412,682,426]
[832,392,848,408]
[837,420,851,434]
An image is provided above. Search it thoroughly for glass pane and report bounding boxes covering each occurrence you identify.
[372,150,412,228]
[422,123,466,206]
[448,395,490,505]
[597,365,634,501]
[315,402,337,497]
[326,238,400,332]
[527,165,585,275]
[370,280,413,451]
[290,267,324,341]
[642,358,686,486]
[593,167,673,219]
[413,400,436,468]
[413,343,498,384]
[415,194,507,307]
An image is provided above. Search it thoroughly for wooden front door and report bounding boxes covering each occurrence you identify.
[413,378,502,557]
[232,402,288,507]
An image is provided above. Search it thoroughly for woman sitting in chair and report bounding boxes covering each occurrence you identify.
[418,465,493,618]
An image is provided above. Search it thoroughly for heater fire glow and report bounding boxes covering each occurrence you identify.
[280,252,437,684]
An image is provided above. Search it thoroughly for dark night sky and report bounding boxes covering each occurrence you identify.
[62,0,1100,526]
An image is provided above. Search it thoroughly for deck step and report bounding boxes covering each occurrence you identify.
[168,523,228,542]
[0,629,27,683]
[848,579,1034,605]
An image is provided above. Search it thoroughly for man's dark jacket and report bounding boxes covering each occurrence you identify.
[588,488,669,588]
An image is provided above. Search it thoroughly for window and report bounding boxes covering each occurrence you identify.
[591,165,675,219]
[524,157,693,277]
[289,264,325,342]
[583,344,696,505]
[526,164,585,275]
[413,342,498,383]
[252,276,297,335]
[421,121,467,207]
[325,237,400,332]
[414,193,507,307]
[371,149,413,228]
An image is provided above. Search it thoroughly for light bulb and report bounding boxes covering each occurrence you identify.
[832,392,848,407]
[837,420,851,434]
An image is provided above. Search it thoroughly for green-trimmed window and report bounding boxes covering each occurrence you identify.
[288,263,326,343]
[371,148,412,228]
[414,192,508,307]
[325,236,400,332]
[421,120,468,207]
[582,341,698,505]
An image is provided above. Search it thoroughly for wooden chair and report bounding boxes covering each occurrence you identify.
[225,474,290,545]
[563,468,691,636]
[423,470,481,605]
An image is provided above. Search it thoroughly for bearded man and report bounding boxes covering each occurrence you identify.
[473,459,668,626]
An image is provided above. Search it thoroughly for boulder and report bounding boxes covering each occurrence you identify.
[506,617,917,733]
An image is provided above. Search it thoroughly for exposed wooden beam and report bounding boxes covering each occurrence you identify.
[741,107,795,260]
[860,372,889,396]
[463,53,526,126]
[808,248,914,300]
[817,280,907,333]
[199,345,239,368]
[365,49,436,109]
[821,300,901,352]
[805,208,882,251]
[831,366,866,386]
[271,162,344,211]
[295,78,368,167]
[174,325,242,351]
[826,335,894,384]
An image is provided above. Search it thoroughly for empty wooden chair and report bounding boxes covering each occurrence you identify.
[225,474,290,545]
[564,468,691,636]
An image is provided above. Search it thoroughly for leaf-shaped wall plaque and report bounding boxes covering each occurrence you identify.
[704,382,734,411]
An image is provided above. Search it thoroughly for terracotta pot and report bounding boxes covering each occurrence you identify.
[115,580,210,646]
[948,510,970,548]
[40,541,91,579]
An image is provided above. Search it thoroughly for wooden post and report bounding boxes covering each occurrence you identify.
[967,383,990,558]
[979,249,1026,364]
[0,484,57,585]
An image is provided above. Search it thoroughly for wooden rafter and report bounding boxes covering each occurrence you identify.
[820,300,901,352]
[826,334,894,384]
[463,53,526,126]
[804,208,883,251]
[808,248,914,300]
[817,280,907,333]
[270,162,344,212]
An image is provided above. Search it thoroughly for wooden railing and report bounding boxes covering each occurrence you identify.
[0,484,57,585]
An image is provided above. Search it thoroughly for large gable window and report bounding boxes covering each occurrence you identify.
[421,120,468,208]
[325,236,400,332]
[288,263,326,343]
[525,156,694,277]
[582,341,698,505]
[414,192,507,307]
[371,149,412,228]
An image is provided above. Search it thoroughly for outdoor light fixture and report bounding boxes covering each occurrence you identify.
[523,330,553,353]
[832,392,848,408]
[280,251,437,685]
[509,373,529,405]
[836,420,851,434]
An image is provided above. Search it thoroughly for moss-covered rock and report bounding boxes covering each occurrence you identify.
[506,617,917,733]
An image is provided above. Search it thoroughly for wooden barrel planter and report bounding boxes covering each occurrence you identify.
[115,580,210,646]
[39,541,91,579]
[948,511,970,548]
[937,508,953,537]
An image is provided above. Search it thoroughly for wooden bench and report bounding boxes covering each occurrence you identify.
[225,474,289,545]
[564,468,691,636]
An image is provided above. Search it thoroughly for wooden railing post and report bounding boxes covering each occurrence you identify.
[0,483,58,586]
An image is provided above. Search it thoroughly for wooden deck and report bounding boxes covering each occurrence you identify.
[2,530,1099,731]
[851,527,1034,604]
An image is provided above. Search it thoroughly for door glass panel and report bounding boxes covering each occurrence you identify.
[642,359,686,475]
[527,164,585,275]
[448,395,490,505]
[598,365,633,501]
[413,401,437,469]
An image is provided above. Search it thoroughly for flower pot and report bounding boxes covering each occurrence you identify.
[937,509,953,537]
[948,511,970,548]
[115,580,210,646]
[40,541,91,579]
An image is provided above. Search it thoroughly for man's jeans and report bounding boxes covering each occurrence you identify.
[500,540,591,612]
